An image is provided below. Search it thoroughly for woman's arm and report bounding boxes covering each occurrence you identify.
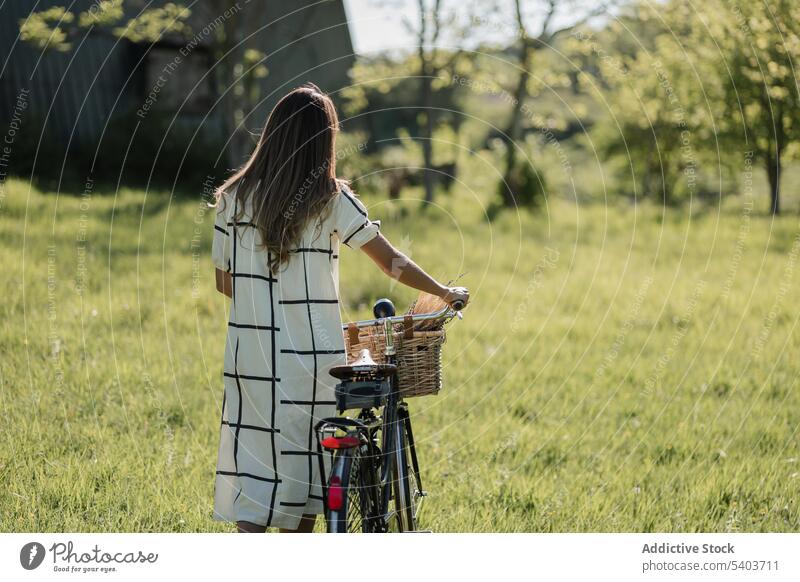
[360,233,469,307]
[216,268,232,298]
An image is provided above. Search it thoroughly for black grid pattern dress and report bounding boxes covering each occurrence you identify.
[210,184,380,530]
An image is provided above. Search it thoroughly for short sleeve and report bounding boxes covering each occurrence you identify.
[336,186,380,249]
[211,194,232,271]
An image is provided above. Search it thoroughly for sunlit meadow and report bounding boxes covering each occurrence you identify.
[1,167,798,532]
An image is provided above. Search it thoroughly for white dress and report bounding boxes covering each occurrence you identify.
[210,183,380,530]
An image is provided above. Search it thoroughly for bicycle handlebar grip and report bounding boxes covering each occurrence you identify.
[373,298,396,318]
[450,299,465,311]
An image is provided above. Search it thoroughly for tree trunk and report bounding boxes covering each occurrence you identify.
[766,149,781,215]
[416,0,436,207]
[501,43,532,207]
[420,72,435,205]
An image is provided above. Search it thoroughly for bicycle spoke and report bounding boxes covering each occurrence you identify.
[346,455,363,532]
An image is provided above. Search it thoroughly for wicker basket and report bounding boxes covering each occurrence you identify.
[343,319,446,398]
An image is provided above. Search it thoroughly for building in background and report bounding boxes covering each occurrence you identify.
[0,0,354,185]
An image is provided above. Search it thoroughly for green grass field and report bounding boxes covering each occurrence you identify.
[1,174,799,532]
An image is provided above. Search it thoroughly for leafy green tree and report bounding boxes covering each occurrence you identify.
[342,2,475,205]
[412,0,475,204]
[585,6,707,204]
[497,0,608,208]
[588,0,799,212]
[577,2,741,205]
[695,0,800,214]
[20,2,190,49]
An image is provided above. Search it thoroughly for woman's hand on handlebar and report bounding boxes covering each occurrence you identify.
[441,286,469,310]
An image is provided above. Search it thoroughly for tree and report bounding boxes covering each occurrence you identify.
[19,2,191,50]
[584,3,711,204]
[411,0,471,205]
[342,0,473,205]
[696,0,800,214]
[498,0,608,208]
[416,0,442,205]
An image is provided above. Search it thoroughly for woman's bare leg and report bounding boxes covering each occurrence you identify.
[279,514,316,533]
[237,520,266,533]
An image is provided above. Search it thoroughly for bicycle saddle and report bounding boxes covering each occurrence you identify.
[329,348,397,380]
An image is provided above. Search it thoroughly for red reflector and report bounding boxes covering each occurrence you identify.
[321,436,359,449]
[328,476,343,510]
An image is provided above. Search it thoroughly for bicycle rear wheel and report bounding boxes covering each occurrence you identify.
[391,413,418,532]
[327,445,379,533]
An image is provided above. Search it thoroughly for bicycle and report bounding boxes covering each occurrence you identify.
[314,297,464,533]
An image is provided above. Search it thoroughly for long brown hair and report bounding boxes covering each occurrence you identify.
[216,83,341,273]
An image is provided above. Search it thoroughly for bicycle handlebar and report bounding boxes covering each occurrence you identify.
[343,303,463,330]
